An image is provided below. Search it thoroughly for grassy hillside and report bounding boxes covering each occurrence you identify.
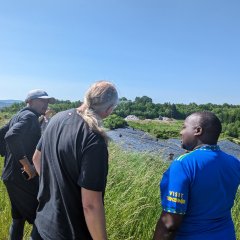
[127,119,183,139]
[0,144,239,239]
[127,119,240,144]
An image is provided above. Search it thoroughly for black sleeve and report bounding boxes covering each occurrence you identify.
[4,113,34,160]
[0,122,10,156]
[0,122,10,135]
[36,137,43,151]
[78,143,108,192]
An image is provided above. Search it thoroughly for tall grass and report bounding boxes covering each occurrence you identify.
[106,144,240,240]
[105,144,169,239]
[0,144,239,239]
[0,169,12,239]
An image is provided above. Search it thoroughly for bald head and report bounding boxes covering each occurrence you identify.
[188,111,222,144]
[180,111,222,150]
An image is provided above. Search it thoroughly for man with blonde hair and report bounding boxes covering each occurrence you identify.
[33,81,118,240]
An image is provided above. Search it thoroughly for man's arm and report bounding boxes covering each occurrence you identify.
[0,122,10,157]
[32,149,41,175]
[82,188,107,240]
[153,211,183,240]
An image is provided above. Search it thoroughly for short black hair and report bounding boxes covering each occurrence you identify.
[191,111,222,144]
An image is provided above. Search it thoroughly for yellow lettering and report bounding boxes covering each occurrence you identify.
[166,196,186,204]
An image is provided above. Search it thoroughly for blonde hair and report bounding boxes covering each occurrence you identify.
[77,81,118,143]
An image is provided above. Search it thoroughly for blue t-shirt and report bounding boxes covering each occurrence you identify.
[160,145,240,240]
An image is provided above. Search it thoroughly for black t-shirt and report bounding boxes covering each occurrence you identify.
[35,109,108,240]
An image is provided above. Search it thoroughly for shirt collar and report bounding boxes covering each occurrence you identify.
[197,145,220,151]
[20,107,41,117]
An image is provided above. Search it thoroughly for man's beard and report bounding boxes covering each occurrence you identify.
[181,142,193,151]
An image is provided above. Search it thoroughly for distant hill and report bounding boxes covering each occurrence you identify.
[0,100,23,109]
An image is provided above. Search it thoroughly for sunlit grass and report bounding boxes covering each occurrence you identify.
[105,144,169,239]
[127,119,182,139]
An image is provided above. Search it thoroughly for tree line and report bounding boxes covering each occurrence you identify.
[114,96,240,139]
[1,96,240,138]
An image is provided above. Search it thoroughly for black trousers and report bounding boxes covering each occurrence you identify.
[30,225,43,240]
[4,177,39,223]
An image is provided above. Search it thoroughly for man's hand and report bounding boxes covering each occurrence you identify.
[19,157,37,180]
[23,164,37,180]
[153,211,183,240]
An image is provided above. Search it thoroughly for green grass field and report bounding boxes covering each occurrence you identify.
[127,119,183,139]
[0,144,239,239]
[127,119,240,144]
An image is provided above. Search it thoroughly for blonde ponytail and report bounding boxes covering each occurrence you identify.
[77,81,118,143]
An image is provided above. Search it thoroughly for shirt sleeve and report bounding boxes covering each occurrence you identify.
[0,122,10,156]
[4,113,35,160]
[36,137,43,151]
[77,143,108,192]
[160,160,190,214]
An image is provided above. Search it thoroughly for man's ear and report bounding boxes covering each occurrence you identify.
[106,106,114,116]
[194,126,203,136]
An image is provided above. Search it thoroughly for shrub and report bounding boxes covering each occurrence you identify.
[103,114,128,130]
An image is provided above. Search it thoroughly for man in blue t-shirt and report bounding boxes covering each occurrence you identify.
[153,111,240,240]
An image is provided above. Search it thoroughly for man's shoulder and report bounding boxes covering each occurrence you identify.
[219,150,240,169]
[18,108,38,118]
[53,108,76,119]
[172,150,200,172]
[219,149,239,160]
[175,151,195,162]
[8,109,36,125]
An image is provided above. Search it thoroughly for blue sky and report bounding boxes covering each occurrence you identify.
[0,0,239,104]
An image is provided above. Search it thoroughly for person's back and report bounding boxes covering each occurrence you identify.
[36,109,108,239]
[33,81,118,240]
[174,146,240,239]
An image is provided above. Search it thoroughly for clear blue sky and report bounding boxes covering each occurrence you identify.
[0,0,239,104]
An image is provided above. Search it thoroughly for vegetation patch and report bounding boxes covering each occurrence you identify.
[128,120,183,139]
[0,145,239,239]
[104,114,128,130]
